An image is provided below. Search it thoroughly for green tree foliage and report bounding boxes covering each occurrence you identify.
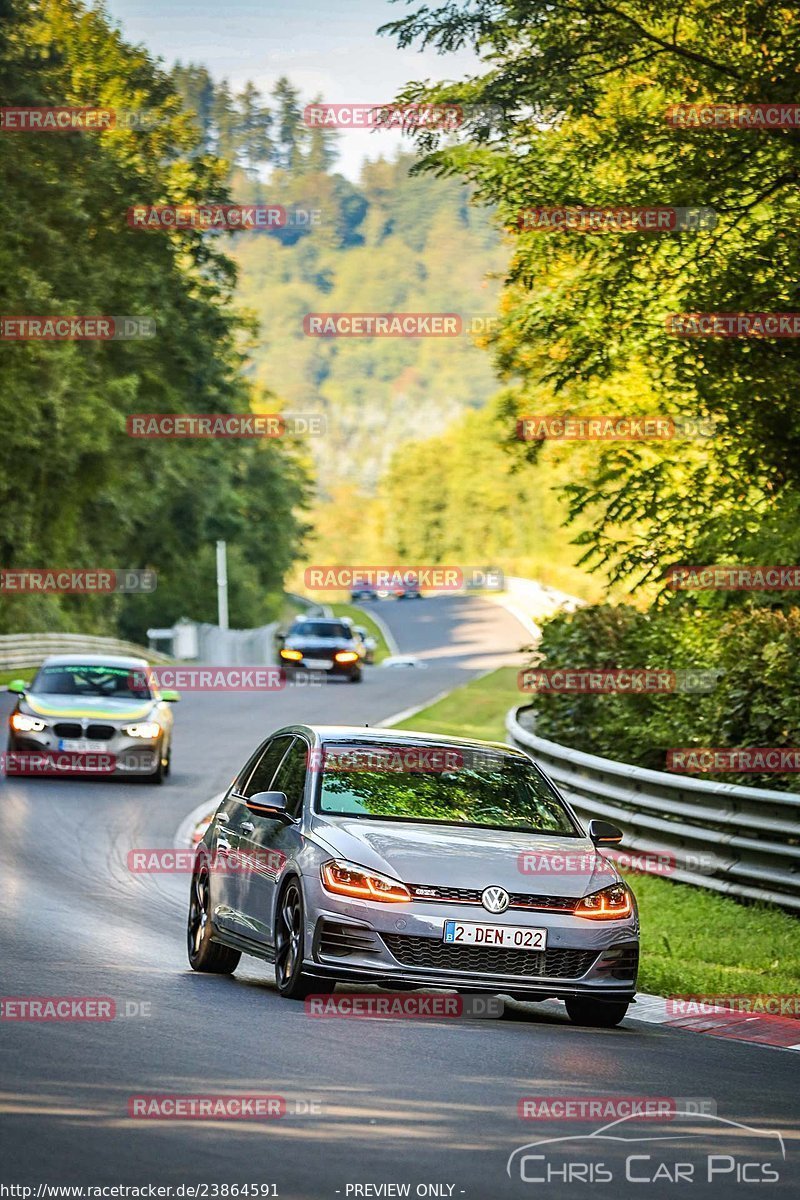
[381,1,800,592]
[0,0,309,638]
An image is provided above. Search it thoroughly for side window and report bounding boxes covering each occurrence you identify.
[241,736,293,799]
[271,738,309,819]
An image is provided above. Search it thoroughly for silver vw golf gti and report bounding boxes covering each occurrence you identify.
[188,726,639,1026]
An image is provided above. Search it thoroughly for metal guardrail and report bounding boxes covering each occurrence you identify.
[506,706,800,912]
[0,633,174,673]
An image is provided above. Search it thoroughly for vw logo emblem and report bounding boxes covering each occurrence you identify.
[481,886,510,914]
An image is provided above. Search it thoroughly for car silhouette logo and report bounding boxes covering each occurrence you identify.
[481,886,510,914]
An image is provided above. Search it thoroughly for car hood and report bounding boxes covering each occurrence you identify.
[309,816,620,897]
[21,693,156,722]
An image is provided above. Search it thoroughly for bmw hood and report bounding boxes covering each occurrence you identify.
[21,693,156,722]
[309,817,621,898]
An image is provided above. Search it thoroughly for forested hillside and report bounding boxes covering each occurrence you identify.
[0,0,310,639]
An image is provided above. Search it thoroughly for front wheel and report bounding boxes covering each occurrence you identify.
[565,996,630,1027]
[188,864,241,974]
[274,879,333,1000]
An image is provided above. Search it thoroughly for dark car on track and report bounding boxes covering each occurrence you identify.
[187,725,639,1025]
[278,618,365,681]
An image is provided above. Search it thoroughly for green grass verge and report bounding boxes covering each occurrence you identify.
[626,871,800,998]
[329,603,393,664]
[389,665,800,1002]
[390,666,522,743]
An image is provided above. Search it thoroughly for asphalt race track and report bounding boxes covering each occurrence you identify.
[0,597,796,1198]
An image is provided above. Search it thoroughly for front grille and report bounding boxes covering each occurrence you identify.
[382,934,596,979]
[317,920,382,959]
[408,884,579,913]
[86,724,116,740]
[53,723,82,738]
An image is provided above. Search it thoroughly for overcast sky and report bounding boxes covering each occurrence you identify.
[105,0,480,179]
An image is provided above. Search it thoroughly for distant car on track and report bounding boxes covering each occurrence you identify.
[187,725,639,1025]
[352,625,378,663]
[350,580,379,602]
[278,618,365,681]
[5,654,178,783]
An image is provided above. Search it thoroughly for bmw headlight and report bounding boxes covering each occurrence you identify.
[123,721,161,739]
[11,713,46,733]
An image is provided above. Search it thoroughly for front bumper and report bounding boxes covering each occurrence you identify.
[7,728,161,776]
[281,656,360,677]
[302,888,639,1001]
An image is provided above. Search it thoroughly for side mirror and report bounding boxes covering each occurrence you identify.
[274,632,286,647]
[588,819,624,846]
[7,679,28,695]
[160,689,180,702]
[246,790,291,819]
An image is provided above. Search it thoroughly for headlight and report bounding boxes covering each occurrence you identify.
[10,713,46,733]
[123,721,161,739]
[280,649,303,661]
[321,859,410,903]
[334,651,359,664]
[574,883,633,920]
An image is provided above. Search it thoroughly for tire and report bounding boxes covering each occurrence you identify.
[565,996,630,1027]
[348,668,362,683]
[188,862,241,974]
[274,878,333,1000]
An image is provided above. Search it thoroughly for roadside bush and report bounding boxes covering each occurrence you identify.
[529,604,800,791]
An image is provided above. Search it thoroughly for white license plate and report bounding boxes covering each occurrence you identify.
[443,921,547,950]
[304,658,332,670]
[58,738,109,752]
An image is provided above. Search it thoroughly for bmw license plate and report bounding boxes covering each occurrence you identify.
[304,659,332,670]
[58,738,108,752]
[443,921,547,949]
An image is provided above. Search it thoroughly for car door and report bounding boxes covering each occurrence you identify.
[231,735,295,940]
[213,736,293,936]
[238,735,310,947]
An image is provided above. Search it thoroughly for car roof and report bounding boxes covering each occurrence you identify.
[273,723,529,758]
[39,653,149,669]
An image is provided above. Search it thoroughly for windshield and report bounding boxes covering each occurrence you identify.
[290,621,352,639]
[316,743,579,835]
[32,663,153,700]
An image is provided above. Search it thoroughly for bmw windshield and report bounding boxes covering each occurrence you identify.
[31,663,153,700]
[316,743,580,835]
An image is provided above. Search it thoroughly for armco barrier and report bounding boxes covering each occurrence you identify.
[506,706,800,912]
[0,633,173,673]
